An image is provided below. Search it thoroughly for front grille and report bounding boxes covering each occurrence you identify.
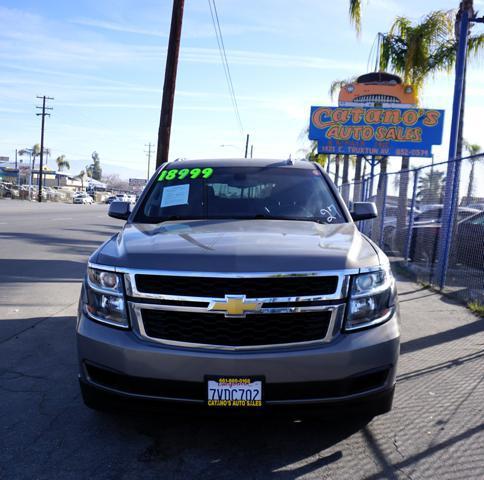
[141,309,332,346]
[353,94,401,104]
[85,363,390,401]
[135,274,339,298]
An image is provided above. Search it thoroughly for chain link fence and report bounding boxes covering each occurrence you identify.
[340,154,484,306]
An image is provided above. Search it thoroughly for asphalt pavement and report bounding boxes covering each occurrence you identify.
[0,200,483,480]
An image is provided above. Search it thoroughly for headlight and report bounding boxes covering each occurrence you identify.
[84,267,129,328]
[87,268,121,291]
[346,84,355,93]
[404,86,413,94]
[345,267,396,331]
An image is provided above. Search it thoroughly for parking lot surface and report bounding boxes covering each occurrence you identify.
[1,200,483,479]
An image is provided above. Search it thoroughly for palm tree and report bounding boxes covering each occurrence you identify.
[463,141,482,203]
[348,0,362,35]
[380,9,484,151]
[379,9,484,237]
[26,144,51,169]
[86,151,102,180]
[328,78,356,101]
[55,155,70,171]
[74,170,87,190]
[417,171,446,204]
[334,155,341,186]
[353,155,363,201]
[303,137,329,168]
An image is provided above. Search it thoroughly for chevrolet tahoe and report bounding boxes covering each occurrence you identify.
[77,158,399,416]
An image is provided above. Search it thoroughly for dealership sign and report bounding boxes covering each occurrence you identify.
[129,178,147,187]
[309,106,444,157]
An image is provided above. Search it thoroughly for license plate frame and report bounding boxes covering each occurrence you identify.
[205,376,265,408]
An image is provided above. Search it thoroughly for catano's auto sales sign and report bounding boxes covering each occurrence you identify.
[309,106,444,157]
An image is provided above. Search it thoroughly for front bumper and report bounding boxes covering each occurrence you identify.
[76,310,400,407]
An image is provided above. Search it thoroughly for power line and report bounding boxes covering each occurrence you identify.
[207,0,244,136]
[145,142,154,180]
[36,95,54,202]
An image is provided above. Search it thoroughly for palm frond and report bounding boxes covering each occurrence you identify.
[348,0,362,35]
[380,9,464,102]
[328,77,356,100]
[468,33,484,60]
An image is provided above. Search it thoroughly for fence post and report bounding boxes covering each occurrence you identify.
[358,178,367,232]
[378,173,388,248]
[369,157,376,200]
[436,5,470,289]
[404,169,419,262]
[361,177,367,201]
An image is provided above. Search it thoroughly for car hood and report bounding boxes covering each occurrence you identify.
[93,219,381,273]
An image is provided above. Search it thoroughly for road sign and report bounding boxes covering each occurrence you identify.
[129,178,147,187]
[309,106,444,157]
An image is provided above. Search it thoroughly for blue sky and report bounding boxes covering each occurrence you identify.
[1,0,483,186]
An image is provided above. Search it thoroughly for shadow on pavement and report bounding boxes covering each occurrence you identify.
[0,259,86,283]
[400,318,483,355]
[99,410,371,478]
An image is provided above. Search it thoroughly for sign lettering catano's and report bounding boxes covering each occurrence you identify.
[309,106,444,157]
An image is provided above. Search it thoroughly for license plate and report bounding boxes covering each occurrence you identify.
[206,376,264,408]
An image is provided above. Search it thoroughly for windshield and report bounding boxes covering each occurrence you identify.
[134,165,346,224]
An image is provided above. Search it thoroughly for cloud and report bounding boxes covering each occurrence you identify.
[0,6,362,71]
[72,18,166,37]
[72,15,280,39]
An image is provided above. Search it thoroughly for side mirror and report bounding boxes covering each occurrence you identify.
[351,202,378,221]
[108,201,131,220]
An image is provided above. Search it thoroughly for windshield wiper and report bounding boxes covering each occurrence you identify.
[236,214,328,224]
[157,215,203,223]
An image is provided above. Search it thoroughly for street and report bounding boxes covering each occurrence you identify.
[1,201,483,479]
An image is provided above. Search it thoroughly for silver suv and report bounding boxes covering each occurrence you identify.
[77,159,399,416]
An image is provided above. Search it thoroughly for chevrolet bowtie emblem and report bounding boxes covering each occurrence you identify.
[209,295,262,317]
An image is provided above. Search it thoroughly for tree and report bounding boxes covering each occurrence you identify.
[328,78,356,101]
[348,0,362,35]
[379,9,484,239]
[74,170,87,190]
[102,174,130,192]
[353,155,363,201]
[463,141,482,203]
[380,9,484,149]
[55,155,70,171]
[341,154,351,204]
[86,151,102,180]
[417,171,446,204]
[334,154,341,186]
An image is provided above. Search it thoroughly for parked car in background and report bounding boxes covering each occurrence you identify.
[114,194,129,202]
[413,206,479,226]
[105,196,117,205]
[455,211,484,269]
[381,206,421,253]
[417,203,443,213]
[73,192,94,204]
[466,202,484,211]
[410,209,483,268]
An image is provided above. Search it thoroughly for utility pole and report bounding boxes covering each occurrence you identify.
[145,143,154,180]
[244,134,249,158]
[156,0,185,168]
[250,145,253,159]
[36,96,53,202]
